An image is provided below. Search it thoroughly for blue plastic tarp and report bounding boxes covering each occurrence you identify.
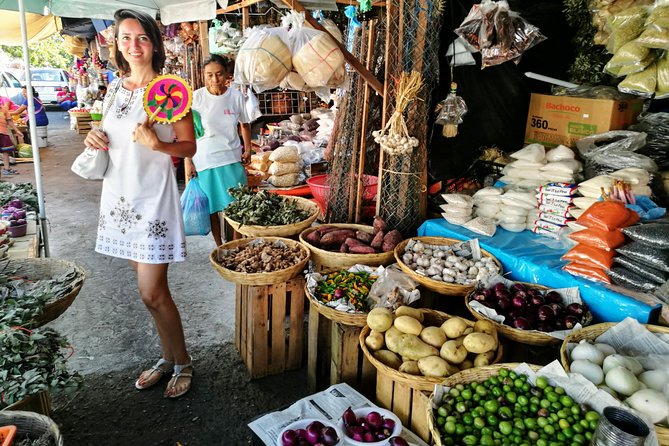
[418,219,661,323]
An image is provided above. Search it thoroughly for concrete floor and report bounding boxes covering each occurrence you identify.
[14,112,237,375]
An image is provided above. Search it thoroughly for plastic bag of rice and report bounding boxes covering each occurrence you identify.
[269,161,301,176]
[234,26,292,92]
[269,146,300,163]
[269,173,299,187]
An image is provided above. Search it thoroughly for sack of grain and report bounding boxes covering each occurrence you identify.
[269,173,299,187]
[284,11,345,89]
[269,161,301,176]
[249,160,270,172]
[269,146,299,163]
[251,152,271,163]
[234,26,292,92]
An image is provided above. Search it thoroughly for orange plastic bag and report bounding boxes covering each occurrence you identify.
[622,209,640,227]
[576,201,630,231]
[563,262,611,283]
[568,228,626,251]
[562,244,615,269]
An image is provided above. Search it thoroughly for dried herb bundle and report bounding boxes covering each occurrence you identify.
[225,187,311,226]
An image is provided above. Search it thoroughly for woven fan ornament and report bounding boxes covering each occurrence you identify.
[435,82,467,138]
[143,75,193,123]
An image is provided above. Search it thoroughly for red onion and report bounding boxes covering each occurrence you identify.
[511,296,527,309]
[382,418,396,431]
[563,315,579,329]
[389,438,409,446]
[529,294,545,306]
[493,282,507,293]
[495,289,512,300]
[536,305,555,322]
[510,283,527,294]
[545,291,562,304]
[535,322,553,332]
[282,429,298,446]
[497,296,512,312]
[366,411,383,430]
[321,427,339,446]
[566,303,584,317]
[512,317,531,330]
[342,407,356,427]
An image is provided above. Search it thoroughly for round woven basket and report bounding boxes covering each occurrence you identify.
[0,410,63,446]
[0,258,86,328]
[223,196,320,238]
[393,237,503,296]
[68,111,89,118]
[560,322,669,445]
[359,308,504,391]
[465,283,593,346]
[299,224,395,270]
[209,237,310,286]
[304,269,370,327]
[427,363,541,446]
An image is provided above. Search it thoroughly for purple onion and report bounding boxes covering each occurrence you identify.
[507,309,522,320]
[529,294,545,306]
[471,291,487,302]
[364,432,375,442]
[389,438,409,446]
[342,407,356,427]
[510,283,527,294]
[536,323,553,332]
[554,318,565,330]
[493,282,507,293]
[334,288,345,299]
[295,429,307,439]
[512,296,527,309]
[537,305,555,322]
[548,303,563,316]
[563,315,579,329]
[382,418,396,431]
[546,291,562,304]
[366,411,383,430]
[305,424,321,444]
[282,429,298,446]
[513,290,528,301]
[321,427,339,446]
[348,426,365,442]
[481,288,493,299]
[307,421,325,432]
[565,303,584,317]
[497,297,512,312]
[496,289,512,300]
[512,317,531,330]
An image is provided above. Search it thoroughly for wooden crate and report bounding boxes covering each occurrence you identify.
[5,391,51,415]
[234,276,305,379]
[307,304,375,397]
[376,374,432,444]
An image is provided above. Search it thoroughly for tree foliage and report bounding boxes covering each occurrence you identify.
[0,34,73,69]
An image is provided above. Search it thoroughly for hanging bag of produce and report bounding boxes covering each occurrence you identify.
[208,19,243,55]
[234,26,292,92]
[180,177,211,236]
[284,11,345,89]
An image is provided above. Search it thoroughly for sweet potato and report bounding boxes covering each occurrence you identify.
[382,229,403,252]
[320,229,356,246]
[304,230,321,246]
[340,243,349,253]
[345,238,376,254]
[373,216,389,234]
[317,226,339,236]
[370,230,384,249]
[355,230,374,244]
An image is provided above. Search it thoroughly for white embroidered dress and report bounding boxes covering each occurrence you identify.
[95,79,186,264]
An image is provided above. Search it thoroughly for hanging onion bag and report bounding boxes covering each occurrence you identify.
[234,26,292,92]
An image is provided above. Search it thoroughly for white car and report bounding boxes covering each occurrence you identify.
[0,71,23,104]
[20,68,70,104]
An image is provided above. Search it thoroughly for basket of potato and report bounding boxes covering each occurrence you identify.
[359,306,504,391]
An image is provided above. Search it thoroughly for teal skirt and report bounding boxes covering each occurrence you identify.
[197,162,247,214]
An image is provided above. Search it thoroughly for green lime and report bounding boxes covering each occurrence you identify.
[572,433,586,444]
[438,406,449,417]
[584,411,599,422]
[463,434,478,445]
[444,420,456,434]
[543,424,555,436]
[475,417,486,430]
[536,377,548,389]
[524,418,537,430]
[481,434,495,446]
[506,392,517,404]
[456,423,466,436]
[485,399,499,413]
[558,419,569,430]
[462,388,473,400]
[499,421,513,436]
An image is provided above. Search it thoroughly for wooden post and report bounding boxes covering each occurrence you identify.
[347,24,367,222]
[242,7,250,29]
[198,20,209,59]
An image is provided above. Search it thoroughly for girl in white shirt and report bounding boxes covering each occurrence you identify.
[187,55,252,246]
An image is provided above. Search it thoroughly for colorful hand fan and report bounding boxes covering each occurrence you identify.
[143,75,192,123]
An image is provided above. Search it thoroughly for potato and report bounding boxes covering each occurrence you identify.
[395,306,424,323]
[373,350,402,369]
[395,333,439,360]
[394,315,423,335]
[460,358,474,370]
[417,356,459,378]
[385,326,403,353]
[474,320,498,346]
[463,332,496,354]
[473,350,496,367]
[440,340,468,364]
[365,330,385,351]
[420,326,447,348]
[367,307,394,332]
[441,317,470,338]
[399,360,421,375]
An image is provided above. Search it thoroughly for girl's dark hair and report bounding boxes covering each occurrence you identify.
[113,9,165,74]
[21,85,38,98]
[203,54,230,72]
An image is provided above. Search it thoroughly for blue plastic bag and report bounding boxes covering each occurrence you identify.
[180,177,211,236]
[626,195,666,221]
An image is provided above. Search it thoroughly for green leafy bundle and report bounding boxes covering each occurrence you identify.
[225,186,312,226]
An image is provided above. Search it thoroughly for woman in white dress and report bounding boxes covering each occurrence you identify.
[84,9,196,399]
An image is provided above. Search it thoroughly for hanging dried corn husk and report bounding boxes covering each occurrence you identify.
[372,71,423,155]
[435,82,468,138]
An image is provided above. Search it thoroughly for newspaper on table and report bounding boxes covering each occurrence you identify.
[248,382,429,446]
[306,264,420,313]
[566,317,669,373]
[469,274,585,340]
[430,361,659,446]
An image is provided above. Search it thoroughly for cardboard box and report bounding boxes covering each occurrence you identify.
[524,93,643,148]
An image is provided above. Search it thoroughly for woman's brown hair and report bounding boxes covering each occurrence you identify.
[113,9,166,75]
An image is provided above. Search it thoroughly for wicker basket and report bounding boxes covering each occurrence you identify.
[560,323,669,445]
[223,196,320,238]
[427,364,541,446]
[465,283,593,346]
[0,258,86,328]
[0,411,63,446]
[304,270,368,327]
[3,391,50,415]
[210,237,310,285]
[68,110,90,118]
[299,224,396,270]
[393,237,502,296]
[359,308,504,391]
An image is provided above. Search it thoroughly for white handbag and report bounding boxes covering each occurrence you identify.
[70,81,120,180]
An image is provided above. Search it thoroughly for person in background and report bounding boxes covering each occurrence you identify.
[0,96,19,113]
[11,86,48,127]
[57,86,78,111]
[96,85,108,101]
[83,8,196,399]
[186,54,252,247]
[0,98,23,176]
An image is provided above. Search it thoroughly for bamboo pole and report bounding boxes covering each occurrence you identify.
[355,19,376,223]
[348,24,368,222]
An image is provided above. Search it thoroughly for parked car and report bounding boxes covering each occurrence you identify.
[20,68,70,104]
[0,71,23,104]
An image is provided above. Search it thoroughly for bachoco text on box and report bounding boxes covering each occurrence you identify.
[524,93,643,148]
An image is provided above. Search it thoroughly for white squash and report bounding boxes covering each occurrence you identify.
[606,366,640,396]
[571,341,605,365]
[570,359,604,385]
[626,389,669,425]
[639,370,669,392]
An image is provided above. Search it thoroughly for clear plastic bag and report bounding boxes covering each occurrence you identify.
[606,6,648,54]
[575,131,659,175]
[604,41,653,77]
[367,264,421,310]
[234,26,292,92]
[618,63,657,97]
[180,177,211,236]
[616,241,669,272]
[209,20,244,55]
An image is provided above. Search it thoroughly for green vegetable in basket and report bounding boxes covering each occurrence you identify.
[432,368,600,446]
[224,186,311,226]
